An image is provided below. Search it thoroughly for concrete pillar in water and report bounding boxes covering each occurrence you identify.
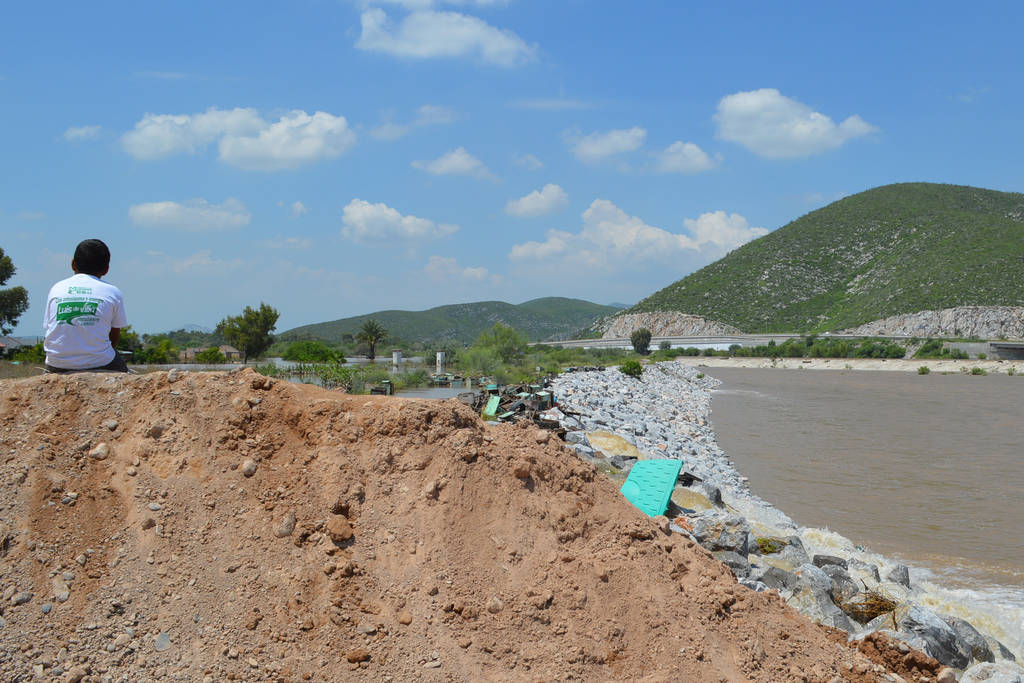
[436,351,446,374]
[392,349,402,368]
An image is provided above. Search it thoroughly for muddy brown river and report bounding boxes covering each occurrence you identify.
[706,367,1024,599]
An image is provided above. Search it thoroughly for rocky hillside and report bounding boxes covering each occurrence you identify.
[840,306,1024,339]
[598,312,742,339]
[280,297,621,344]
[626,183,1024,332]
[0,369,945,681]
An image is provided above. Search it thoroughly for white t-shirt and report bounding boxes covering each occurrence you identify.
[44,273,128,369]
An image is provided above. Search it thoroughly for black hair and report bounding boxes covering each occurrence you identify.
[73,239,111,276]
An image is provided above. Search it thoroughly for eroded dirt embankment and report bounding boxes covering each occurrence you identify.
[0,369,940,681]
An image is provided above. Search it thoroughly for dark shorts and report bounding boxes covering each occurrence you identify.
[45,351,130,374]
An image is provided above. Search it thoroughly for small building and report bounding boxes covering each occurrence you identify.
[218,345,241,361]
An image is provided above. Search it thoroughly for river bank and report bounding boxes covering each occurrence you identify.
[671,356,1024,374]
[550,362,1024,679]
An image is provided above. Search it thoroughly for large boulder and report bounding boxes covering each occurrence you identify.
[749,566,799,593]
[893,605,972,669]
[793,563,833,595]
[712,551,750,579]
[943,615,995,663]
[820,564,859,604]
[690,513,750,556]
[961,661,1024,683]
[886,564,912,589]
[787,586,857,634]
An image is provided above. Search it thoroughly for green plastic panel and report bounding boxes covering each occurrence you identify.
[619,459,683,517]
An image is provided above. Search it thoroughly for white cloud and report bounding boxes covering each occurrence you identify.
[510,200,766,269]
[567,127,646,163]
[290,201,308,216]
[260,236,313,249]
[356,8,536,67]
[424,255,493,282]
[655,141,719,174]
[370,104,456,141]
[128,198,251,231]
[682,211,769,251]
[412,147,494,179]
[218,110,356,170]
[145,249,243,274]
[714,88,878,158]
[505,183,568,217]
[121,107,355,170]
[415,104,458,125]
[121,107,264,159]
[514,153,543,170]
[369,122,412,141]
[63,125,100,141]
[341,199,459,244]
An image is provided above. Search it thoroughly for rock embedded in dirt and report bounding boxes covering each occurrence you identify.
[241,459,258,477]
[273,510,296,538]
[88,443,109,460]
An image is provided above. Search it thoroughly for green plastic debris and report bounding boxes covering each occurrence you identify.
[619,459,683,517]
[482,395,501,419]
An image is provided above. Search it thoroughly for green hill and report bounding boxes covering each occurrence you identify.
[628,183,1024,332]
[279,297,621,345]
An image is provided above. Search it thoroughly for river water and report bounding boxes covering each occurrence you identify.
[707,367,1024,621]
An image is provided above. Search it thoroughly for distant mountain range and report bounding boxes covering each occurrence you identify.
[278,297,622,345]
[623,183,1024,332]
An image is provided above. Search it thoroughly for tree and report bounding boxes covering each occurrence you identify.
[116,325,142,361]
[356,319,388,361]
[138,335,178,364]
[195,347,227,364]
[216,303,280,363]
[0,247,29,335]
[630,328,652,355]
[473,323,528,363]
[283,340,342,363]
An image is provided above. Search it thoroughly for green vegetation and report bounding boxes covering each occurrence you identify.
[755,537,786,554]
[282,340,343,363]
[216,303,280,363]
[255,361,428,394]
[0,247,29,335]
[356,319,388,361]
[650,336,909,361]
[970,367,988,375]
[913,339,968,359]
[195,347,226,364]
[630,328,652,355]
[625,183,1024,332]
[917,366,931,375]
[620,359,643,378]
[12,342,44,363]
[278,297,620,346]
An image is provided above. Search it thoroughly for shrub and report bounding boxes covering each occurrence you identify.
[195,347,226,364]
[620,359,643,378]
[917,366,930,375]
[659,340,671,351]
[630,328,652,355]
[970,367,987,375]
[696,372,705,379]
[1008,366,1017,376]
[978,353,987,360]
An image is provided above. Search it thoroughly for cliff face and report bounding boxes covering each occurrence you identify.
[840,306,1024,339]
[600,312,742,339]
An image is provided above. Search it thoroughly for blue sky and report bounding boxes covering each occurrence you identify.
[3,1,1022,336]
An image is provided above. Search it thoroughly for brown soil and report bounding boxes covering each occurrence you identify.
[0,369,941,681]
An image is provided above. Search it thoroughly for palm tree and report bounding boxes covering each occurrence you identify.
[356,319,388,361]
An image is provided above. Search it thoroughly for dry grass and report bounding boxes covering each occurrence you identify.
[0,361,44,380]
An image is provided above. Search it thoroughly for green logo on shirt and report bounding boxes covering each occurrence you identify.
[56,301,99,324]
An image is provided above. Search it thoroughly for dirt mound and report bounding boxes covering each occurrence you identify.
[0,370,939,681]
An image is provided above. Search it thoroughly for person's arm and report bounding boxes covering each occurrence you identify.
[109,327,121,348]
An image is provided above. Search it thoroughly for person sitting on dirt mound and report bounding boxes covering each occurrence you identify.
[43,239,129,374]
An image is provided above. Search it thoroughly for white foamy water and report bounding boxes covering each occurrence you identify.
[707,367,1024,659]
